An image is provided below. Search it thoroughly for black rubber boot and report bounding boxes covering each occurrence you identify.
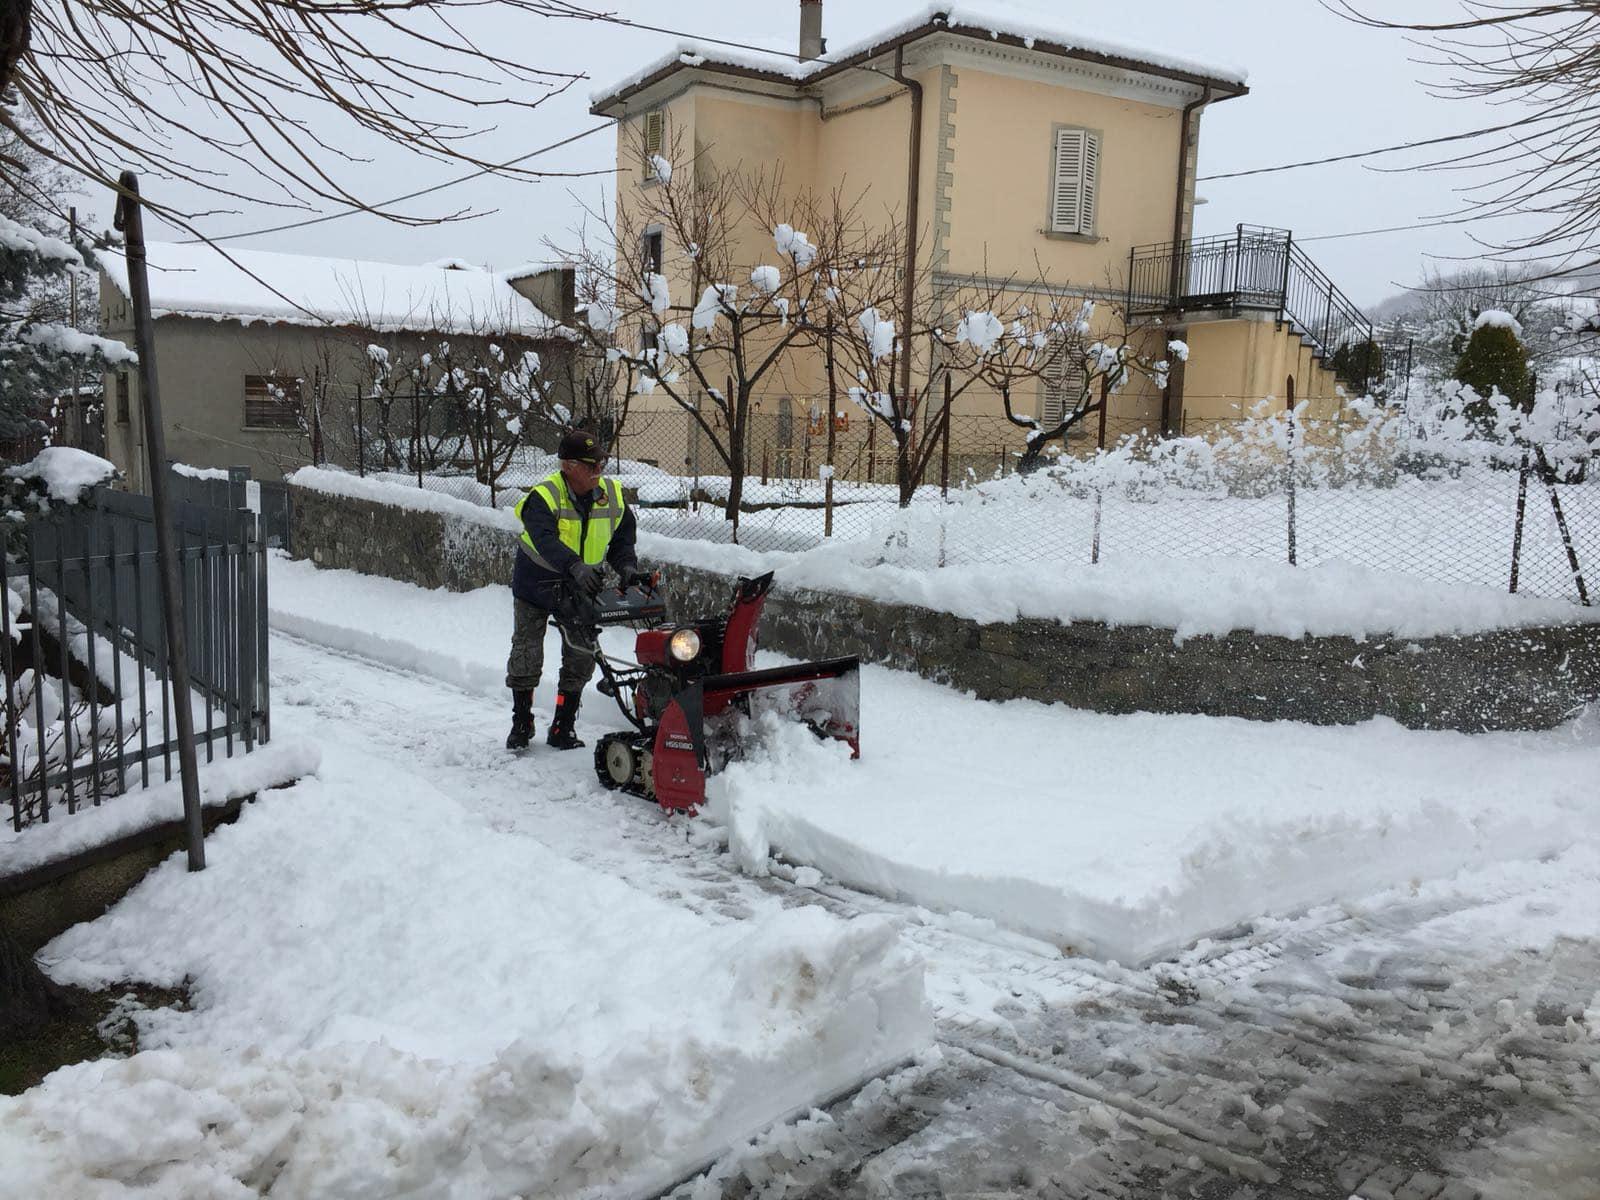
[546,690,585,750]
[505,689,534,751]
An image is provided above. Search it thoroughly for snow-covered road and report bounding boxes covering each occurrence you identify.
[262,629,1600,1199]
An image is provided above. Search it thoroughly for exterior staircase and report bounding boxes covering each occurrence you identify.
[1126,225,1381,391]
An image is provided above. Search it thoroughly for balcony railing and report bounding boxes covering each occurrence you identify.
[1127,224,1375,373]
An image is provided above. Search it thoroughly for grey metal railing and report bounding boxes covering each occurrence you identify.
[2,484,269,832]
[1127,225,1376,382]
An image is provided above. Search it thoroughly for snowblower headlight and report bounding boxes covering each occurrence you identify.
[669,628,703,662]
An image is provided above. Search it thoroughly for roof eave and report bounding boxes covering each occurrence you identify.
[588,18,1248,116]
[590,59,802,117]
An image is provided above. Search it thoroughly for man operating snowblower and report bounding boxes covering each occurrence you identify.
[505,429,651,752]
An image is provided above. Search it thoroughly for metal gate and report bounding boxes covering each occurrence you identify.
[2,485,269,831]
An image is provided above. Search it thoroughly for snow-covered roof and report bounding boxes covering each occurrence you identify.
[99,242,563,337]
[591,2,1248,111]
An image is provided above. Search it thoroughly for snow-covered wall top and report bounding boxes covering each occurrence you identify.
[99,243,563,337]
[592,1,1248,107]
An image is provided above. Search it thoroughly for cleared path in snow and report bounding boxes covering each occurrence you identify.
[270,627,1600,1200]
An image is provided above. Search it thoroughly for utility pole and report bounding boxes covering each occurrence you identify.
[114,172,206,872]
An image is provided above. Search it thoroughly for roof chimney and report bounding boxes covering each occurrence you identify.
[799,0,824,63]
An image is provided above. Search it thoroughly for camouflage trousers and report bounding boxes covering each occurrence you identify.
[505,597,597,694]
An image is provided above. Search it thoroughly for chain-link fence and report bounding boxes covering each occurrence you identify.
[313,390,1596,608]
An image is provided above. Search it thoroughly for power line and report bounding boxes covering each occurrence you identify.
[1196,112,1562,182]
[184,123,614,246]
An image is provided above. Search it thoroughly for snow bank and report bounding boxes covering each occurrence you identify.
[0,740,320,877]
[639,534,1594,642]
[287,465,521,531]
[705,687,1600,964]
[270,552,511,698]
[6,737,930,1198]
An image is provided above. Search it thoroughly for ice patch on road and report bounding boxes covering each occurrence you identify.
[6,739,930,1198]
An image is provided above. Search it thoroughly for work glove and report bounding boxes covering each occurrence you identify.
[619,564,653,592]
[568,561,605,597]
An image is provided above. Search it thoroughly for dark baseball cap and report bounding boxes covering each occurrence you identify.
[558,429,604,465]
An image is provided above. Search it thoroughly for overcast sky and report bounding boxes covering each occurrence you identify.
[131,0,1533,308]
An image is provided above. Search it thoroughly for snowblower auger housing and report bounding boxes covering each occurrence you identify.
[559,571,860,814]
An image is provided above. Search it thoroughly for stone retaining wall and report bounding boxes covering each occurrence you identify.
[663,566,1599,732]
[290,481,515,592]
[289,478,1600,732]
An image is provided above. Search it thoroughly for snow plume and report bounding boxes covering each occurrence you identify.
[858,308,896,361]
[1167,339,1190,362]
[643,272,671,316]
[1068,300,1095,336]
[693,284,738,331]
[648,153,673,185]
[585,299,621,334]
[660,323,691,356]
[774,224,817,269]
[955,311,1005,355]
[750,265,782,296]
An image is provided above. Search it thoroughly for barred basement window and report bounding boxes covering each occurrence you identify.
[1049,127,1101,238]
[243,374,303,430]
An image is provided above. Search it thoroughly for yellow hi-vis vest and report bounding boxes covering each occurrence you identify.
[514,470,627,573]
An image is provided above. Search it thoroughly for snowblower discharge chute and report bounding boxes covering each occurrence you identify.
[555,572,860,813]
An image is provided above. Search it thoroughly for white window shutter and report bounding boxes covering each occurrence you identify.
[1081,132,1101,238]
[1041,340,1087,428]
[642,111,664,178]
[1051,129,1084,235]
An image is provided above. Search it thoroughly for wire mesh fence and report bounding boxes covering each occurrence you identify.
[314,390,1597,609]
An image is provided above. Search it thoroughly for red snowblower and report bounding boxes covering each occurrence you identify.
[553,572,860,813]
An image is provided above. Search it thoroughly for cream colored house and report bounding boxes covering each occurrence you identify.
[591,4,1376,468]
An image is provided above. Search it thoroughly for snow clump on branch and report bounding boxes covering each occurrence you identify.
[774,224,817,269]
[750,265,781,296]
[660,323,690,356]
[585,300,621,334]
[693,284,739,331]
[955,311,1005,355]
[648,154,673,185]
[858,308,896,362]
[643,273,671,316]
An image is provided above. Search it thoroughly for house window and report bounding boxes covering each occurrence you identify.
[642,229,664,276]
[641,110,665,180]
[1041,341,1088,429]
[115,371,130,424]
[243,374,303,430]
[1049,128,1101,238]
[640,323,660,354]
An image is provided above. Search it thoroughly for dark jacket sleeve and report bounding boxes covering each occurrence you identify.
[606,504,639,571]
[521,494,581,576]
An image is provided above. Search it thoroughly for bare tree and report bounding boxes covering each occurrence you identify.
[1330,2,1600,284]
[996,299,1177,473]
[824,251,1065,505]
[558,134,862,535]
[0,1,614,232]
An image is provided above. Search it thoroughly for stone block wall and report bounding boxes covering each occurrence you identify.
[662,565,1600,733]
[288,477,1600,732]
[289,481,514,593]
